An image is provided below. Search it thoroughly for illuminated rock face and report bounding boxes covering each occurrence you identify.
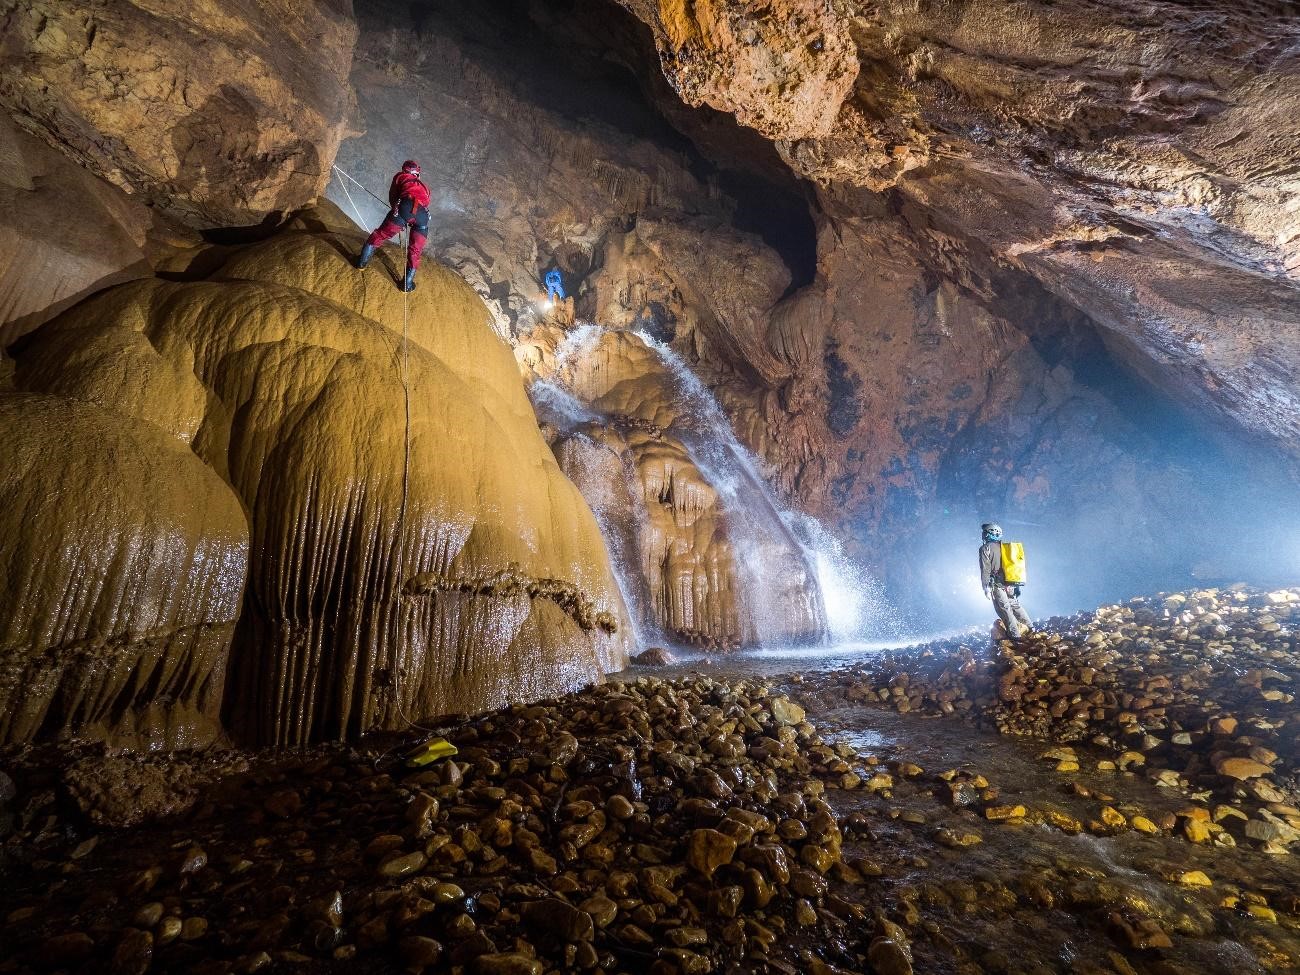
[613,0,859,142]
[612,0,1300,467]
[0,0,357,227]
[520,326,825,649]
[1,208,630,747]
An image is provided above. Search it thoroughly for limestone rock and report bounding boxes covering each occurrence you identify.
[0,116,165,345]
[632,647,675,666]
[0,0,357,227]
[770,696,805,727]
[1215,757,1273,781]
[3,204,630,747]
[686,828,737,878]
[612,0,858,141]
[617,0,1300,473]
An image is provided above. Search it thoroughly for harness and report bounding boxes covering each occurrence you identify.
[390,173,431,233]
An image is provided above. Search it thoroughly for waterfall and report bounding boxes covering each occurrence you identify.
[631,331,828,646]
[528,321,890,648]
[551,431,649,650]
[782,511,900,642]
[551,323,605,372]
[530,379,599,428]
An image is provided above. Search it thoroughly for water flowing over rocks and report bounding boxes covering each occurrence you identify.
[1,1,1299,966]
[521,323,829,650]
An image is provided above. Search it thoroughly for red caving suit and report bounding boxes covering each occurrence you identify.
[365,171,431,269]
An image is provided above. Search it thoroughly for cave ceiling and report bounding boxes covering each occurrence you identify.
[611,0,1300,461]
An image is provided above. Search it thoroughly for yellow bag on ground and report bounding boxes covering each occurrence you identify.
[405,737,459,767]
[1001,541,1027,584]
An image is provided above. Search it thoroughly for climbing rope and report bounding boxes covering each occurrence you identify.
[390,229,423,735]
[331,163,388,210]
[330,164,426,737]
[330,164,371,229]
[398,225,412,584]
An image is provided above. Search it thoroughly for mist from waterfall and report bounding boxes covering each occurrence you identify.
[782,511,903,642]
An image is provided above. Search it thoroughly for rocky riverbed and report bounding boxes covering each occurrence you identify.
[1,587,1298,974]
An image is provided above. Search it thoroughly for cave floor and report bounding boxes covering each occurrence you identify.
[2,588,1299,975]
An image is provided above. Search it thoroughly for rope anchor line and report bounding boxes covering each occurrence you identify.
[329,164,423,737]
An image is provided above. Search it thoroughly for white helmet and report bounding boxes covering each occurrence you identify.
[982,523,1002,541]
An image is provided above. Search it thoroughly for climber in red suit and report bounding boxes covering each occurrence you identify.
[355,160,431,292]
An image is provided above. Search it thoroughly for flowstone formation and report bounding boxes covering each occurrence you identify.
[0,394,248,751]
[0,206,630,749]
[519,325,826,650]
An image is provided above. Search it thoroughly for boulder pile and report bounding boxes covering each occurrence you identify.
[811,587,1300,854]
[3,586,1298,973]
[1,679,898,975]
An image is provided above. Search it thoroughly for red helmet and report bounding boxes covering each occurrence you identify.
[401,160,421,176]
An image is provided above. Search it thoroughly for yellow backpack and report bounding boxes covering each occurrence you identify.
[1001,541,1027,584]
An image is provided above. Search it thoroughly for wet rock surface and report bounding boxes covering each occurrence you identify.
[800,586,1300,850]
[0,203,630,749]
[2,586,1297,973]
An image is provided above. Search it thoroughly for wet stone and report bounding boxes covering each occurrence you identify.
[686,828,737,877]
[377,850,427,880]
[868,937,913,975]
[521,898,595,942]
[473,953,544,975]
[111,928,153,975]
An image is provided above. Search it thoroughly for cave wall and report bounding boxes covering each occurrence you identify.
[0,0,358,228]
[331,0,1298,629]
[612,0,1300,469]
[0,115,161,346]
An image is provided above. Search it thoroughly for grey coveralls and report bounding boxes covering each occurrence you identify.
[979,541,1033,638]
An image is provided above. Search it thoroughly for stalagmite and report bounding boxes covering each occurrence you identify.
[1,205,631,747]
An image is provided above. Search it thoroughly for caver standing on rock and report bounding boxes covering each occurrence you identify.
[980,522,1034,639]
[355,160,430,293]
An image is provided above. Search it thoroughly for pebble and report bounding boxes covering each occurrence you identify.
[473,954,544,975]
[377,850,426,880]
[868,937,914,975]
[111,928,153,975]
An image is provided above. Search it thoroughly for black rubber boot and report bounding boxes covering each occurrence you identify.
[402,267,417,293]
[355,243,376,269]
